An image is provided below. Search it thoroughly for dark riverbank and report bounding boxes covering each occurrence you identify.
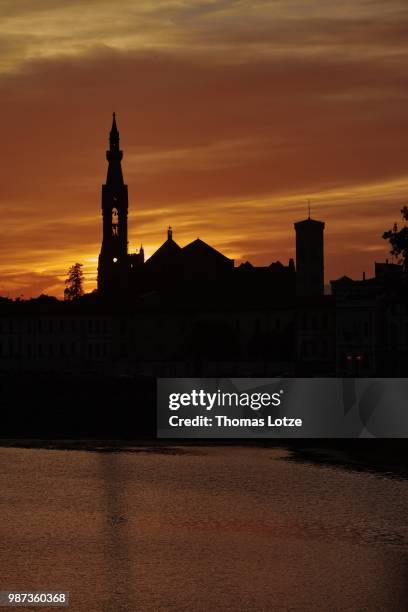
[283,440,408,480]
[1,438,407,480]
[2,371,407,480]
[0,371,156,438]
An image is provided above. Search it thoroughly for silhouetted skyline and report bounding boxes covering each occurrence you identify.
[1,1,407,297]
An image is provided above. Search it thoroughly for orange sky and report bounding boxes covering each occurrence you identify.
[0,0,407,297]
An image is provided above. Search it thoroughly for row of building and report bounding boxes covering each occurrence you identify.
[1,115,406,377]
[0,261,406,376]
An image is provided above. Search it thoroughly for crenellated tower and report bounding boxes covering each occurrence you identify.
[97,113,129,292]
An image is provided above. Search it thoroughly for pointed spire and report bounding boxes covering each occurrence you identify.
[106,112,123,182]
[111,111,118,135]
[109,111,120,151]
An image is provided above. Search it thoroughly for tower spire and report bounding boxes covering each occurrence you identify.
[106,112,123,184]
[110,112,118,135]
[109,111,120,153]
[98,113,129,293]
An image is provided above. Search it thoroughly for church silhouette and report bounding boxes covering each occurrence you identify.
[0,114,406,385]
[97,113,306,299]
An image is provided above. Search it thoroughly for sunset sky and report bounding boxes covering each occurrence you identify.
[1,0,407,297]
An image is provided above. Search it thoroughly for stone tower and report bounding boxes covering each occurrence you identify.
[97,113,129,292]
[294,215,325,296]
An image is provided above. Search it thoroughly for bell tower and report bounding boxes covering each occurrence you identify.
[294,214,325,296]
[98,113,129,292]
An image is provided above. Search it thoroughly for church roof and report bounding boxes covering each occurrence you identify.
[181,238,232,263]
[145,237,181,267]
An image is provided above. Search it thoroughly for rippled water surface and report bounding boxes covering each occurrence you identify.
[0,445,407,611]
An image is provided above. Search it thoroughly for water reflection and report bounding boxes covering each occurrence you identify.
[0,445,407,611]
[98,452,132,611]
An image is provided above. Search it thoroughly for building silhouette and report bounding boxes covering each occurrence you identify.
[294,216,325,296]
[98,113,130,292]
[0,114,407,380]
[97,115,293,296]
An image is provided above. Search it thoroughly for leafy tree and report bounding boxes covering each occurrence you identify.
[383,206,408,272]
[64,263,84,301]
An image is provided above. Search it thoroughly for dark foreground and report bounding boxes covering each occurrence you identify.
[2,370,407,481]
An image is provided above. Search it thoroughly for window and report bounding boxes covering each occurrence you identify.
[112,207,119,236]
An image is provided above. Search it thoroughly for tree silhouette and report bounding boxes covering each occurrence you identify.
[383,206,408,272]
[64,263,84,301]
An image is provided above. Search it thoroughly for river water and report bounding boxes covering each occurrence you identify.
[0,445,407,611]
